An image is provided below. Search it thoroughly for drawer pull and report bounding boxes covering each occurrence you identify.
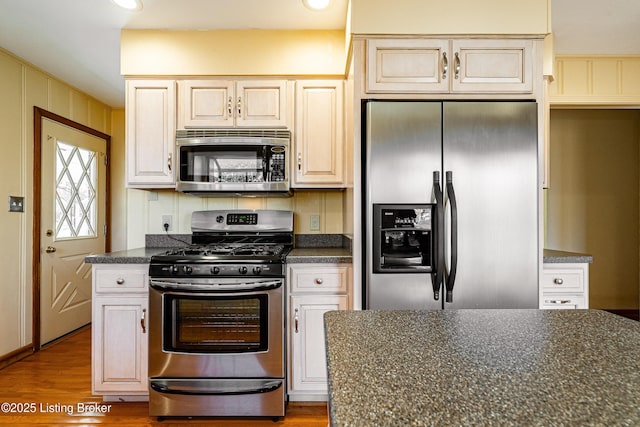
[141,309,147,334]
[116,278,125,285]
[553,278,564,285]
[548,299,571,304]
[314,278,324,285]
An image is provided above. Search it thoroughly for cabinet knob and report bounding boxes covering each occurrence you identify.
[314,278,324,285]
[116,278,125,285]
[553,278,564,285]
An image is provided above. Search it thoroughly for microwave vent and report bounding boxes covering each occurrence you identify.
[177,129,291,139]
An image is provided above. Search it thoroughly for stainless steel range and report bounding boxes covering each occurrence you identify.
[148,209,293,418]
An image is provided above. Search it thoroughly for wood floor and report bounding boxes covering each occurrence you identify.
[0,327,328,426]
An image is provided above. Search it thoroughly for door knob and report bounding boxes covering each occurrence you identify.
[45,246,57,253]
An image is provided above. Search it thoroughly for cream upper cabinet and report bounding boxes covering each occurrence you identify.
[125,79,176,188]
[293,80,345,188]
[366,38,534,94]
[367,38,450,93]
[178,79,288,128]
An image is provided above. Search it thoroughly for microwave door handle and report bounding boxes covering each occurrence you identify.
[445,171,458,303]
[432,171,444,300]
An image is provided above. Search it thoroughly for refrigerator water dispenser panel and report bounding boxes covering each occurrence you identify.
[373,204,435,273]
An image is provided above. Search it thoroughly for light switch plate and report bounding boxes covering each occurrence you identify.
[9,196,24,212]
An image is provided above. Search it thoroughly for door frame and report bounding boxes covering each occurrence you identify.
[33,107,111,351]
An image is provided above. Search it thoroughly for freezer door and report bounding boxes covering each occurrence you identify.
[442,102,538,309]
[366,101,442,204]
[365,102,443,309]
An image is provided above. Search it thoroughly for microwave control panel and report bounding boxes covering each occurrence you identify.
[269,151,286,182]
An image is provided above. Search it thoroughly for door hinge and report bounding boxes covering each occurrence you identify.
[104,224,108,236]
[104,154,108,166]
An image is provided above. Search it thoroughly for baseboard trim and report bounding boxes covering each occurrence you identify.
[0,345,33,371]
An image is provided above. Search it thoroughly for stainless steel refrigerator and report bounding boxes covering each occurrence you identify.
[364,101,538,309]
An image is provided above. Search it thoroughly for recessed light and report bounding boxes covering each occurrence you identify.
[302,0,331,11]
[112,0,143,11]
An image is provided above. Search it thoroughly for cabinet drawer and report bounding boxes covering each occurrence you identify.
[289,264,350,294]
[95,267,148,293]
[541,295,586,310]
[541,269,584,293]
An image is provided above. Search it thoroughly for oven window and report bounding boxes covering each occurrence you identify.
[164,294,269,353]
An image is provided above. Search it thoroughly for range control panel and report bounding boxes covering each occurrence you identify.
[149,263,284,278]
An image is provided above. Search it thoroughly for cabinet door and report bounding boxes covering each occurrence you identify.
[294,80,344,187]
[125,80,176,187]
[93,296,148,394]
[366,38,449,93]
[290,295,348,393]
[235,80,287,127]
[178,80,234,128]
[451,39,534,93]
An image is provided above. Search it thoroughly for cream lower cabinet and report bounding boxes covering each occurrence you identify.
[125,80,176,188]
[540,263,589,309]
[287,263,351,401]
[293,80,345,188]
[92,264,149,401]
[366,38,534,94]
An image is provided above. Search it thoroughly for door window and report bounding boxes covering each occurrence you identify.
[55,141,97,239]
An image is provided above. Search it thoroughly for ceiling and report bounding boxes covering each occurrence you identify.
[0,0,638,108]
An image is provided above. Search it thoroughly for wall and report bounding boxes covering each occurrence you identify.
[546,109,640,310]
[0,47,112,357]
[121,30,348,77]
[125,190,344,249]
[349,0,549,35]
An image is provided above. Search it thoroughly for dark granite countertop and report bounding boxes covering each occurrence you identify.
[324,309,640,427]
[543,249,593,264]
[286,247,352,264]
[85,247,172,264]
[86,234,353,264]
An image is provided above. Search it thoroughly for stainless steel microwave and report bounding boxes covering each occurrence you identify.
[175,129,291,196]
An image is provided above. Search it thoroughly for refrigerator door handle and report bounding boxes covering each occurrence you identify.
[445,171,458,303]
[432,171,445,300]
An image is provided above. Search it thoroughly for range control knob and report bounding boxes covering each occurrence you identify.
[171,265,180,274]
[211,266,220,275]
[253,266,262,275]
[239,266,248,275]
[183,265,193,274]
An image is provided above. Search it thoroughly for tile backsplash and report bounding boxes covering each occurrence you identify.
[126,189,344,249]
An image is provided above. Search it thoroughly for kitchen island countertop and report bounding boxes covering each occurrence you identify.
[324,309,640,426]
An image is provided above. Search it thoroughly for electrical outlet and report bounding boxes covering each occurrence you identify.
[310,214,320,231]
[162,214,173,232]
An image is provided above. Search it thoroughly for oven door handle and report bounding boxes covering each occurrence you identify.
[149,279,283,293]
[150,379,283,396]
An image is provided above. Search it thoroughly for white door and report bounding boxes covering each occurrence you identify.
[40,118,107,345]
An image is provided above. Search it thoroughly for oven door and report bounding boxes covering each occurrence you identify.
[148,278,284,379]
